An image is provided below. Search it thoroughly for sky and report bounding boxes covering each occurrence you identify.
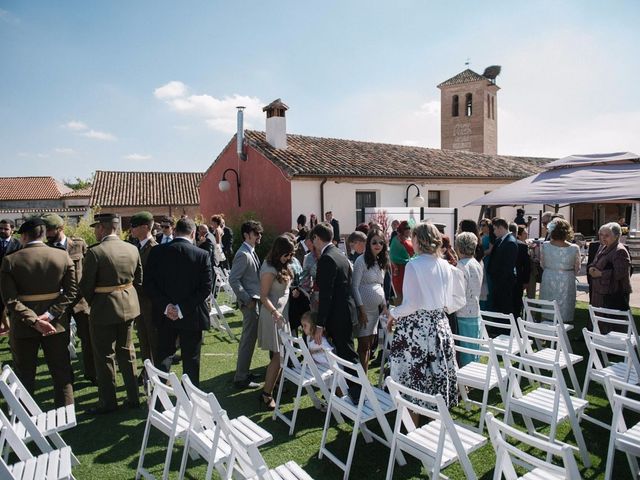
[1,1,639,181]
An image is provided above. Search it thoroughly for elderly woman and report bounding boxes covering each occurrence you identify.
[388,223,459,409]
[455,232,483,366]
[540,218,581,323]
[588,222,632,312]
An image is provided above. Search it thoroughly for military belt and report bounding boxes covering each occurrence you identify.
[94,283,133,294]
[17,292,59,302]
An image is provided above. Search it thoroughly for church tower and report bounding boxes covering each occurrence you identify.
[437,68,499,155]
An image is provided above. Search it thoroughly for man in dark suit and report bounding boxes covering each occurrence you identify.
[0,219,21,334]
[514,225,532,318]
[312,222,358,375]
[325,211,341,246]
[144,217,212,387]
[488,218,518,317]
[156,217,175,244]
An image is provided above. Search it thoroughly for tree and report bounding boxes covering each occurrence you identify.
[64,174,94,191]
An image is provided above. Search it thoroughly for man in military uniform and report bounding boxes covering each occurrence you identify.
[42,213,96,384]
[0,218,77,407]
[79,213,142,414]
[129,211,158,370]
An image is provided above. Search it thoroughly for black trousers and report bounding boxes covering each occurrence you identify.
[157,325,202,387]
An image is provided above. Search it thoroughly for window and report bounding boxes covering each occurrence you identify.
[491,96,495,119]
[428,191,441,208]
[452,95,459,117]
[465,93,472,116]
[487,94,491,118]
[355,191,376,225]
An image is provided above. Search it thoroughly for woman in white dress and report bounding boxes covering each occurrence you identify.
[540,218,581,323]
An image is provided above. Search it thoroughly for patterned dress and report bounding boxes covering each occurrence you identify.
[352,255,385,338]
[540,242,580,323]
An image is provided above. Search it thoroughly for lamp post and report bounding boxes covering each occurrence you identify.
[404,183,425,207]
[218,168,241,207]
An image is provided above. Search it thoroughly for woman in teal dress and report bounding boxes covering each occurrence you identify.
[478,219,495,310]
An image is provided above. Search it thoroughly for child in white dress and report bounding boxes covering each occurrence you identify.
[301,311,332,370]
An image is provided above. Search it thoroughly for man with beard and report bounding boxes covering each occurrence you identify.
[42,213,96,384]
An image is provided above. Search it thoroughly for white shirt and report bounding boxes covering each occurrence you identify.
[139,236,152,249]
[456,257,483,318]
[390,254,457,318]
[161,234,173,244]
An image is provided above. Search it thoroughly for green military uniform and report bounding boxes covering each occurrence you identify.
[131,211,158,364]
[0,218,77,407]
[79,215,142,411]
[42,213,96,382]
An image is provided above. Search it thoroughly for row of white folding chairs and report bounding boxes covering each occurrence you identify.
[208,293,237,341]
[604,376,640,480]
[213,265,237,304]
[136,360,274,480]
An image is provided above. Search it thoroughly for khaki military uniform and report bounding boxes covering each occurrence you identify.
[52,236,96,381]
[79,235,142,410]
[135,237,158,364]
[0,243,77,407]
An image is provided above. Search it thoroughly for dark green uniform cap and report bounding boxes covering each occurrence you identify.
[90,213,120,227]
[41,213,65,229]
[130,211,154,228]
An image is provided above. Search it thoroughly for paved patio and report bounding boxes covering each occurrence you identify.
[576,272,640,308]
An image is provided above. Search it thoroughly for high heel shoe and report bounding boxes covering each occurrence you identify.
[259,390,276,410]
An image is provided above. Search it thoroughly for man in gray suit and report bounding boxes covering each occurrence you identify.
[229,220,263,389]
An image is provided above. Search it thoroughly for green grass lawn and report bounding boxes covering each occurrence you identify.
[1,302,639,479]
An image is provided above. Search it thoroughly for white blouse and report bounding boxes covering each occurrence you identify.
[390,254,459,318]
[456,257,483,318]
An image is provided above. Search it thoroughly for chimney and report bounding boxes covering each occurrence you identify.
[236,106,246,160]
[263,98,288,149]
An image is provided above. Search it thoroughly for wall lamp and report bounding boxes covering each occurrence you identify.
[404,183,425,207]
[218,168,241,207]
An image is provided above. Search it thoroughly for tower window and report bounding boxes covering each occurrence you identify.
[452,95,459,117]
[491,96,495,119]
[465,93,472,116]
[487,94,490,118]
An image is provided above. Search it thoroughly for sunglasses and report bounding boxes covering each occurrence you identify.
[252,231,263,237]
[370,240,385,246]
[161,225,172,229]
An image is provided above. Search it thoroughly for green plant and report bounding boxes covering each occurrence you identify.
[227,210,279,260]
[64,216,97,245]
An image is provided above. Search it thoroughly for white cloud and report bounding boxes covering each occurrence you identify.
[82,129,116,141]
[63,120,88,131]
[154,81,265,134]
[124,153,152,161]
[154,81,187,99]
[54,147,76,154]
[36,153,49,159]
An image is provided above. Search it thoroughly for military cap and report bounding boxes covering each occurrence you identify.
[90,213,120,227]
[17,217,46,234]
[41,213,65,229]
[130,211,154,228]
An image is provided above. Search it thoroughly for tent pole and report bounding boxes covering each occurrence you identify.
[554,203,559,213]
[636,202,640,233]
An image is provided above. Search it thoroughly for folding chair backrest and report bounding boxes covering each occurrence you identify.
[486,413,582,479]
[0,365,43,416]
[281,330,328,381]
[452,333,499,365]
[503,353,563,399]
[479,310,522,355]
[144,359,191,417]
[517,317,567,358]
[326,351,379,410]
[583,328,640,383]
[181,374,224,433]
[589,305,637,338]
[0,409,33,462]
[523,297,564,326]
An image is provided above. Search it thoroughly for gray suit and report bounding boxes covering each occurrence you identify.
[229,242,261,383]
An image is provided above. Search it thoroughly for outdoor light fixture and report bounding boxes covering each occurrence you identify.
[218,168,241,206]
[404,183,425,207]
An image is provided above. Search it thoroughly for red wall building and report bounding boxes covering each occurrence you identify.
[199,136,292,234]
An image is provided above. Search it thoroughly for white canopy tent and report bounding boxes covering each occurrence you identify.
[466,152,640,231]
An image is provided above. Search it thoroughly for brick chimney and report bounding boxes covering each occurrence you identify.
[263,98,288,149]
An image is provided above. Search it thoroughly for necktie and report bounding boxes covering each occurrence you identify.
[252,250,260,274]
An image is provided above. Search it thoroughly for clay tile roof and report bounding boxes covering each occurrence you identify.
[62,186,92,197]
[244,130,551,180]
[437,69,489,88]
[91,171,202,207]
[263,98,289,112]
[0,176,72,200]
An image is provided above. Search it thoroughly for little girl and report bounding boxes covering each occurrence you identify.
[300,311,332,370]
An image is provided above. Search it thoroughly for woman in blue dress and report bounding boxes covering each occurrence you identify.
[478,219,495,310]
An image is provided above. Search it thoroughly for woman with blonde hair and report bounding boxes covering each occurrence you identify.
[539,218,581,323]
[387,222,459,409]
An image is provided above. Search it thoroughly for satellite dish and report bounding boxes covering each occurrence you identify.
[483,65,502,80]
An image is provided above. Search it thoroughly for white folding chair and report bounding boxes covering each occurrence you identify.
[0,365,78,466]
[213,266,237,305]
[452,334,507,432]
[0,407,74,480]
[581,328,640,429]
[589,306,639,353]
[486,412,582,480]
[136,360,192,480]
[179,374,272,480]
[503,353,591,467]
[523,298,574,345]
[274,331,339,435]
[68,318,78,359]
[604,376,640,480]
[209,294,237,341]
[377,318,393,388]
[385,377,485,480]
[220,409,313,480]
[319,351,405,480]
[517,317,583,396]
[479,310,523,359]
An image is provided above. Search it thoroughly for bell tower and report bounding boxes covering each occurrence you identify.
[437,67,500,155]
